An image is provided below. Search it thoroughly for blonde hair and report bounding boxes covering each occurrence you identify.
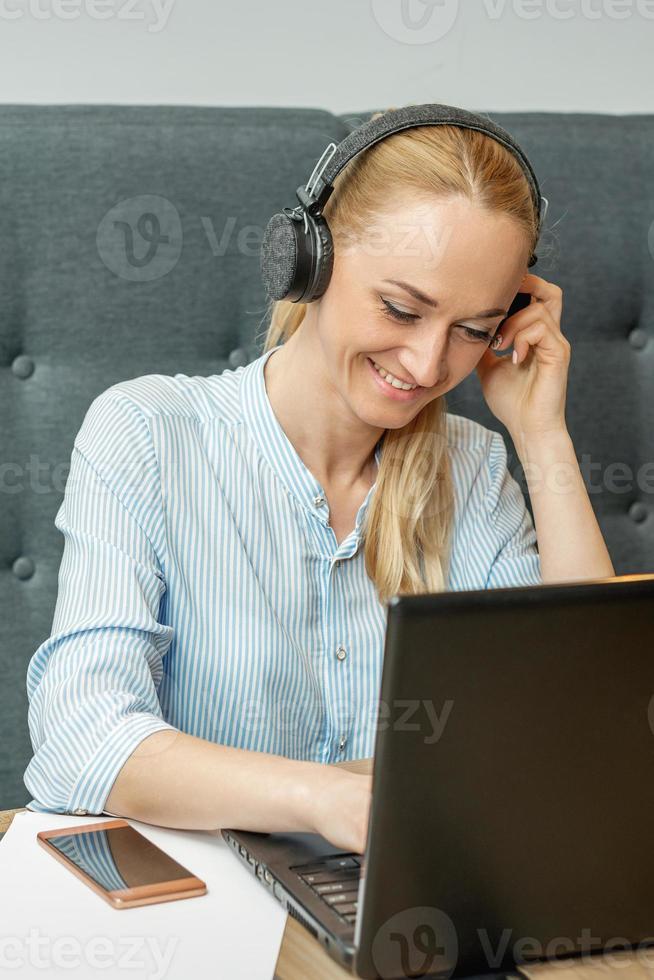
[260,107,540,606]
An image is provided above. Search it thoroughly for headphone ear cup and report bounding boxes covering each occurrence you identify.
[303,214,334,303]
[261,209,335,304]
[260,212,302,302]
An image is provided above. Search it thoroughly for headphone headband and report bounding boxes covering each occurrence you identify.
[303,103,546,233]
[261,103,548,305]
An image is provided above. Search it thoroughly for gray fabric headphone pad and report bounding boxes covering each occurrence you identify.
[261,212,297,301]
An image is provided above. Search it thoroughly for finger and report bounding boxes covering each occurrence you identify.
[512,319,571,366]
[491,302,563,353]
[519,273,563,317]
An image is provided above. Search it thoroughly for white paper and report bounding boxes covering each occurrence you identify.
[0,810,287,980]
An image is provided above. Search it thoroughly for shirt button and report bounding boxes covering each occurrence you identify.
[338,735,347,751]
[72,808,88,815]
[313,494,325,507]
[335,645,347,662]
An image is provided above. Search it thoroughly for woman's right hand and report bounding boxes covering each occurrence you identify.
[308,767,373,855]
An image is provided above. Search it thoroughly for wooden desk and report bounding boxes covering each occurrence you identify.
[0,758,370,980]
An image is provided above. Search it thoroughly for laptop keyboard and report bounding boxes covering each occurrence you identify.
[291,853,362,925]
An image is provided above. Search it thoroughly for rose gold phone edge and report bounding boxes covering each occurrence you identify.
[36,818,208,909]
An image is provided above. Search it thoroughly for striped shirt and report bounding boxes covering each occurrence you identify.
[24,344,541,815]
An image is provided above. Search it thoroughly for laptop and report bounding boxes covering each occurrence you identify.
[223,573,654,979]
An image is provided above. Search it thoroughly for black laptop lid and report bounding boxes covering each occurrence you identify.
[355,575,654,980]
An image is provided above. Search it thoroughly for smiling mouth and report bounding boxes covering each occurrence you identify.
[369,358,420,390]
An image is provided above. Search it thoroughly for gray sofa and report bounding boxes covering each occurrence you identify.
[1,105,652,810]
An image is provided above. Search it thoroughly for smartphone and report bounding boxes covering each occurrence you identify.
[499,290,531,328]
[37,818,207,909]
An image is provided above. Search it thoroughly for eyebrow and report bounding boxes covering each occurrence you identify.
[381,278,507,319]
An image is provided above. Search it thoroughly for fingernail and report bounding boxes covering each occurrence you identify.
[512,350,518,365]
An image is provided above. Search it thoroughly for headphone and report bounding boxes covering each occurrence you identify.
[260,102,548,306]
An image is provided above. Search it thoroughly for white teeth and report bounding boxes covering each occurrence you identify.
[372,359,418,390]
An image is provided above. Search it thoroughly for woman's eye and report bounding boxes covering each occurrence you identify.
[460,325,491,342]
[380,297,491,342]
[379,298,418,323]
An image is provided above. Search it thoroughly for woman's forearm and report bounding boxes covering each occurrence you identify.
[105,728,331,833]
[514,428,615,584]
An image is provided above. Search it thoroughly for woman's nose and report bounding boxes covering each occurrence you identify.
[404,335,449,390]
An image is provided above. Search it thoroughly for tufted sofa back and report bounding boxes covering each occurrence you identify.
[1,105,652,808]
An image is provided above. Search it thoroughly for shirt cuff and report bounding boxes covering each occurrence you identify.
[65,713,179,815]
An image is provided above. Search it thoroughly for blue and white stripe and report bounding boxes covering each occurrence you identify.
[24,344,540,814]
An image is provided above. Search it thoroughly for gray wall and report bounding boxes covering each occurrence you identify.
[0,0,651,113]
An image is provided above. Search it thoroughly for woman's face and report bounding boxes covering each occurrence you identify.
[311,193,531,430]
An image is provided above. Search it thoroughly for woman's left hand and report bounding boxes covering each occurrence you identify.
[475,272,572,444]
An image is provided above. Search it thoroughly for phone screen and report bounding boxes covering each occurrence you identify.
[45,824,194,892]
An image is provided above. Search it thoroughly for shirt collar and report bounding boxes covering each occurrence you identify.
[240,344,384,530]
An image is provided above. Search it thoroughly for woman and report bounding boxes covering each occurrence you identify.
[24,107,614,857]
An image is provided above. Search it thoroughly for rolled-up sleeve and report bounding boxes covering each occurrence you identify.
[24,387,178,815]
[483,431,542,589]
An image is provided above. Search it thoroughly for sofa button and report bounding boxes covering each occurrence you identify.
[629,502,648,524]
[228,347,249,369]
[11,355,35,379]
[628,328,648,350]
[12,556,35,580]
